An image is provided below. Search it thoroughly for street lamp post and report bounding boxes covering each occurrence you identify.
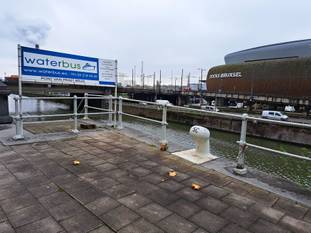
[198,68,206,105]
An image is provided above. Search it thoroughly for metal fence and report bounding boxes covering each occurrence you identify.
[11,94,311,176]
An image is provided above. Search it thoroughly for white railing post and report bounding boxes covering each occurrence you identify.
[160,104,168,151]
[83,93,89,120]
[113,97,117,128]
[72,95,79,133]
[13,96,24,140]
[117,96,123,129]
[234,113,248,175]
[108,95,113,126]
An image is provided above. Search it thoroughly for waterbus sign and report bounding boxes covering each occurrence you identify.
[20,46,117,87]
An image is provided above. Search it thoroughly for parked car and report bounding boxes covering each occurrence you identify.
[261,111,288,121]
[155,100,173,106]
[201,105,219,112]
[284,105,295,112]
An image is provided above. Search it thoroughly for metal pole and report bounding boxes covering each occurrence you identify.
[108,95,113,126]
[171,70,173,90]
[175,77,177,93]
[118,97,123,129]
[14,97,18,117]
[131,68,134,87]
[159,70,162,93]
[72,95,79,133]
[113,60,118,128]
[83,93,89,120]
[180,69,183,93]
[160,104,168,151]
[200,68,203,92]
[141,61,144,87]
[13,45,24,140]
[13,96,23,140]
[153,72,156,91]
[234,113,248,175]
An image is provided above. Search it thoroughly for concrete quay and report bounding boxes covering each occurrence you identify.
[0,125,310,233]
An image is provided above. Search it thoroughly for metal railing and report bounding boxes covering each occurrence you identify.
[11,94,311,175]
[12,95,117,139]
[120,97,168,148]
[167,105,311,173]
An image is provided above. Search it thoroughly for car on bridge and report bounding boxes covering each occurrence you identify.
[261,110,288,121]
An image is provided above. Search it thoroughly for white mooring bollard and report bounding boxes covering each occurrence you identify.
[173,125,217,164]
[189,126,210,156]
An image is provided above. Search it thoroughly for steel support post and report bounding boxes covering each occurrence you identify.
[108,95,113,126]
[160,104,168,151]
[117,97,123,129]
[83,93,89,120]
[234,113,248,175]
[13,96,24,140]
[113,98,117,128]
[72,95,79,133]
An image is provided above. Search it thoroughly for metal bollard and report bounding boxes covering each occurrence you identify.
[160,104,168,151]
[72,95,79,133]
[83,93,89,120]
[234,113,248,175]
[108,95,113,126]
[117,97,123,129]
[13,96,24,140]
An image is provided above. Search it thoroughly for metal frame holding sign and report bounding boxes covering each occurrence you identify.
[19,45,117,87]
[14,44,118,140]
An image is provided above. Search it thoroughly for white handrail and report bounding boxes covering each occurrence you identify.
[241,141,311,161]
[122,112,163,125]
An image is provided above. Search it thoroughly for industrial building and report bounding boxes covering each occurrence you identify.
[206,39,311,108]
[224,39,311,64]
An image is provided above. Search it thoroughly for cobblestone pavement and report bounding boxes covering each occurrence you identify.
[0,130,310,233]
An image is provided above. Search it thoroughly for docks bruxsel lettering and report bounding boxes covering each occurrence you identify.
[209,72,242,79]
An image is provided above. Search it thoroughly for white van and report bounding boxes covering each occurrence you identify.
[155,100,173,106]
[261,111,288,121]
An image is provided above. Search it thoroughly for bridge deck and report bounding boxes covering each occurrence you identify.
[0,126,310,232]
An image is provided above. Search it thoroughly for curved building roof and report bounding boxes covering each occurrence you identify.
[225,39,311,64]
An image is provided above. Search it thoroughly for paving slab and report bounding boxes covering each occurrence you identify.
[118,218,164,233]
[118,193,151,210]
[137,202,172,223]
[168,199,201,218]
[86,196,120,217]
[60,210,102,233]
[100,205,140,231]
[158,214,198,233]
[250,219,290,233]
[16,216,64,233]
[190,210,227,233]
[8,205,49,228]
[221,206,257,228]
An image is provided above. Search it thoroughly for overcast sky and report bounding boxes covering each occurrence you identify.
[1,0,310,84]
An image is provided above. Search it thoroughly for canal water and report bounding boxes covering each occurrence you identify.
[8,95,311,190]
